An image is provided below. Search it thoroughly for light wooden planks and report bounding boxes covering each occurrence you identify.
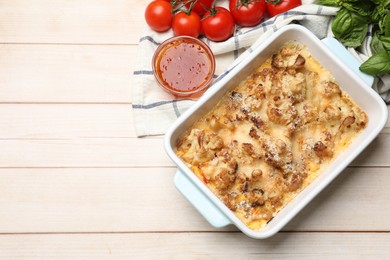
[0,104,136,138]
[350,133,390,166]
[0,0,388,256]
[0,134,389,167]
[1,43,389,109]
[0,44,135,103]
[0,233,389,258]
[0,138,170,167]
[0,0,146,44]
[0,104,389,139]
[0,168,210,233]
[0,167,389,233]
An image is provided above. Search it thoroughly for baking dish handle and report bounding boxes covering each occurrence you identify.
[174,170,232,228]
[321,37,374,87]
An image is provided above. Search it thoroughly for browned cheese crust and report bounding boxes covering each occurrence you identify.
[175,41,368,230]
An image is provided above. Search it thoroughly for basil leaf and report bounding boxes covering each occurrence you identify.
[378,12,390,35]
[371,32,385,54]
[318,0,360,6]
[332,8,368,48]
[383,0,390,9]
[317,0,340,6]
[372,0,390,7]
[384,13,390,36]
[360,51,390,75]
[372,8,382,23]
[371,32,390,54]
[372,1,389,23]
[379,34,390,51]
[342,1,374,18]
[379,18,386,34]
[383,41,390,53]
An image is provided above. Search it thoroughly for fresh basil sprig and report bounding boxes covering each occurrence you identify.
[332,8,368,48]
[342,1,374,19]
[371,32,390,54]
[383,12,390,36]
[318,0,359,5]
[318,0,390,77]
[360,51,390,75]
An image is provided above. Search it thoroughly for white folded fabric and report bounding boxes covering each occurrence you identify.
[132,0,389,137]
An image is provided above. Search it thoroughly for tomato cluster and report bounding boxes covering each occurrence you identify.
[145,0,301,42]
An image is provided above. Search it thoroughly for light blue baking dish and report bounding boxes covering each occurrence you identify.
[164,25,388,239]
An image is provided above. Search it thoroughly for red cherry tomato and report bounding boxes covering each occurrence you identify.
[185,0,213,16]
[201,7,235,42]
[229,0,266,27]
[265,0,302,17]
[172,11,201,38]
[144,0,173,32]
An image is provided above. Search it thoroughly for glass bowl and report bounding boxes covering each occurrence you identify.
[152,36,216,97]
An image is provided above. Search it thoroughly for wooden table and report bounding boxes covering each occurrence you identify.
[1,0,390,258]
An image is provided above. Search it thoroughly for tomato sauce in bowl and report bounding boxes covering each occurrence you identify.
[152,36,215,97]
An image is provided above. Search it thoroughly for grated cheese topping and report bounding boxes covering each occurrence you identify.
[175,41,368,231]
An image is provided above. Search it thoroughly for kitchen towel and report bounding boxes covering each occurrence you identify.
[132,0,389,137]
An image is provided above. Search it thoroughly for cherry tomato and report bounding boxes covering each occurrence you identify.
[145,0,173,32]
[185,0,213,16]
[172,11,201,38]
[229,0,266,27]
[201,7,235,42]
[265,0,301,17]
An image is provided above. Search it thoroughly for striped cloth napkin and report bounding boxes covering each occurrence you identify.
[131,0,389,137]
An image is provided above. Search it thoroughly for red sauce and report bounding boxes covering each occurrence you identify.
[155,38,214,95]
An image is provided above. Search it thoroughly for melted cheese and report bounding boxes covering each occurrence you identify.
[175,41,368,231]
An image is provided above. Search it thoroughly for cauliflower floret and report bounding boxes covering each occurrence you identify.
[322,104,342,121]
[302,102,319,124]
[249,188,265,207]
[200,149,238,194]
[177,129,223,166]
[313,131,335,159]
[352,106,368,129]
[263,137,293,168]
[318,81,341,98]
[266,100,298,125]
[272,52,305,70]
[286,72,306,104]
[226,140,260,165]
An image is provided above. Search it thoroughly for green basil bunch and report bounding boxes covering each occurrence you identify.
[319,0,390,76]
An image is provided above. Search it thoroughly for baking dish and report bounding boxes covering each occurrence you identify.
[164,25,388,239]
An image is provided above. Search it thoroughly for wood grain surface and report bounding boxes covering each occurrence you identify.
[0,0,389,258]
